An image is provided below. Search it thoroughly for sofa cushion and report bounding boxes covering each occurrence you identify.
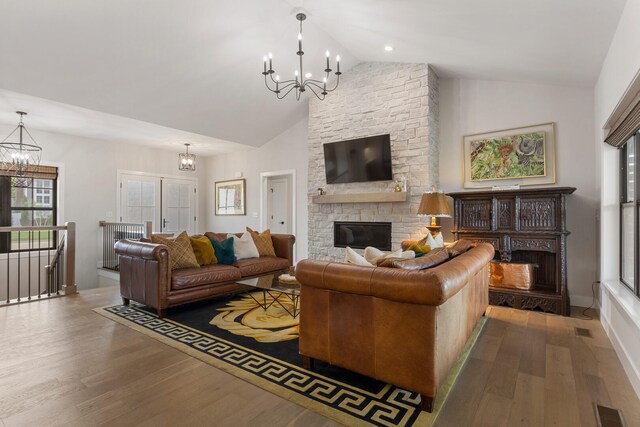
[247,227,276,257]
[448,239,476,258]
[171,264,242,291]
[211,237,236,265]
[151,231,200,270]
[234,256,289,277]
[228,232,260,260]
[190,236,217,266]
[379,247,450,270]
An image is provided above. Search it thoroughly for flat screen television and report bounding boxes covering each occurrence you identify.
[323,134,392,184]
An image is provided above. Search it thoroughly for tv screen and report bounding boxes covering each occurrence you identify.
[323,134,392,184]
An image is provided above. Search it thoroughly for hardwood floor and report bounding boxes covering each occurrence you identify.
[0,286,638,426]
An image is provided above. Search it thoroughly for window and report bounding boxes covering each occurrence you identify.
[620,131,640,297]
[0,169,58,253]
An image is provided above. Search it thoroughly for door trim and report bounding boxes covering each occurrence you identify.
[260,169,296,256]
[116,170,198,232]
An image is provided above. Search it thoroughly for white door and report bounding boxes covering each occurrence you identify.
[120,174,160,227]
[161,178,196,234]
[267,178,289,233]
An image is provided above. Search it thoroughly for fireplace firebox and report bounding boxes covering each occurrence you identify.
[334,221,392,250]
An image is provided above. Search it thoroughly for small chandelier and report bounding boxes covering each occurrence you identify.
[262,13,342,101]
[0,111,42,187]
[178,143,196,171]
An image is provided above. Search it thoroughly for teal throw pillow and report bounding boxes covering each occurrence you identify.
[211,237,236,265]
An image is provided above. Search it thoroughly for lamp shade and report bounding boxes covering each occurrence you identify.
[417,191,452,217]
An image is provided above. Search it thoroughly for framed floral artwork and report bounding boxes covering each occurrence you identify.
[462,122,556,188]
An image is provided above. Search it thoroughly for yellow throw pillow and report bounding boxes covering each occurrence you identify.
[190,236,218,266]
[408,244,431,254]
[246,227,276,257]
[151,231,200,270]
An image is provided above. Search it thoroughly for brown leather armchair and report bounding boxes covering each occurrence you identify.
[114,233,295,317]
[295,243,494,412]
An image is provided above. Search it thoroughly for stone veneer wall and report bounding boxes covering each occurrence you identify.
[307,62,439,260]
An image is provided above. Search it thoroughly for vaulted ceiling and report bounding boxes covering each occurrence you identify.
[0,0,626,153]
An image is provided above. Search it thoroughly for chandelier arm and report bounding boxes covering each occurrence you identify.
[21,126,40,146]
[326,74,341,92]
[276,84,298,100]
[304,81,325,91]
[264,75,278,93]
[306,84,325,101]
[1,125,20,143]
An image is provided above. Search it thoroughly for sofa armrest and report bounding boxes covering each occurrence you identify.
[271,234,296,265]
[114,239,172,309]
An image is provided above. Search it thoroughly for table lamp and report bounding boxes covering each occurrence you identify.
[417,187,452,236]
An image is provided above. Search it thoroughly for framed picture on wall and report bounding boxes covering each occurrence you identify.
[215,179,246,215]
[462,122,556,188]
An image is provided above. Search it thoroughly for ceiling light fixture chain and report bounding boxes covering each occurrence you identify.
[262,13,341,101]
[0,111,43,187]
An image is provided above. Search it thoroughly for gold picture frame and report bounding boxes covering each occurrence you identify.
[462,122,556,188]
[215,178,246,216]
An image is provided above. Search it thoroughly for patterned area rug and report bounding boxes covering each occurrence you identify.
[95,293,486,426]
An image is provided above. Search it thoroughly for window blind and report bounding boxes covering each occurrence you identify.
[605,99,640,148]
[0,165,58,180]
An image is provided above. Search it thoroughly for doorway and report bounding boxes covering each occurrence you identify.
[260,169,296,237]
[118,171,197,234]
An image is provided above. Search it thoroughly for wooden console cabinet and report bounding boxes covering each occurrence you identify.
[447,187,575,316]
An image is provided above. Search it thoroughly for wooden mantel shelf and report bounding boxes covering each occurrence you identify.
[312,192,407,204]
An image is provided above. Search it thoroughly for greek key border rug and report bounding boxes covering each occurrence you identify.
[95,299,486,427]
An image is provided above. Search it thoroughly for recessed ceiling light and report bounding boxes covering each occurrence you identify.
[384,45,394,52]
[305,72,313,78]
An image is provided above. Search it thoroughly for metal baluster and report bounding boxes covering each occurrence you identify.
[5,235,9,303]
[47,246,51,297]
[28,230,32,300]
[17,229,21,302]
[38,230,42,298]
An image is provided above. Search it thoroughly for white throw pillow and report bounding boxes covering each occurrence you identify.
[227,232,260,260]
[426,232,444,249]
[363,246,415,265]
[345,247,374,267]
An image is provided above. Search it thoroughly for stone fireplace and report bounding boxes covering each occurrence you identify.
[307,62,440,260]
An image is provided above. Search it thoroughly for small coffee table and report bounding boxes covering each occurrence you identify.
[236,272,300,318]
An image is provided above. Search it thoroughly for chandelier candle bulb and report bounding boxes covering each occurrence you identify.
[268,52,272,71]
[263,56,267,74]
[336,55,340,73]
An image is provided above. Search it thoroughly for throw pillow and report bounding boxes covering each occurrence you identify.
[419,232,444,249]
[407,243,431,254]
[363,247,415,266]
[345,247,374,267]
[151,231,200,270]
[211,237,236,265]
[380,247,450,270]
[227,232,260,260]
[448,239,476,258]
[190,236,217,266]
[246,227,276,257]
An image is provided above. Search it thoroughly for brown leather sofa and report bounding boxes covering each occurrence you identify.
[114,232,295,318]
[295,243,494,412]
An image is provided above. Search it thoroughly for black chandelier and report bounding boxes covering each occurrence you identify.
[262,13,341,101]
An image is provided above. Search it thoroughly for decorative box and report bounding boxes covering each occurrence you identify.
[490,261,536,290]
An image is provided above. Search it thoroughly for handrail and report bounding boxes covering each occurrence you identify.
[0,225,69,232]
[99,220,146,227]
[47,234,66,270]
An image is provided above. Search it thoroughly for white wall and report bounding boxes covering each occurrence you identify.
[205,118,308,261]
[0,123,209,290]
[594,0,640,398]
[439,78,597,307]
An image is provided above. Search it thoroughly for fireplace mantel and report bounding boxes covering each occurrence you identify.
[312,192,407,204]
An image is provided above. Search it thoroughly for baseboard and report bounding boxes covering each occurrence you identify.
[600,280,640,398]
[571,294,598,309]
